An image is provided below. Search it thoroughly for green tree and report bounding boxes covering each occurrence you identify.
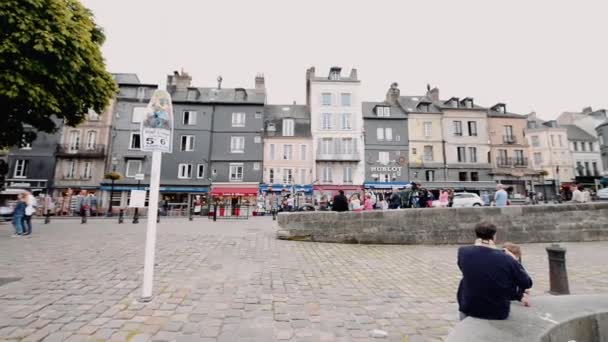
[0,0,117,148]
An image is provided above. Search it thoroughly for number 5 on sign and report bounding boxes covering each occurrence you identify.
[141,90,173,153]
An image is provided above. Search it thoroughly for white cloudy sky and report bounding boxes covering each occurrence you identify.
[82,0,608,119]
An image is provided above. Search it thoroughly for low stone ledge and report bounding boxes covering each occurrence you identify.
[276,203,608,244]
[447,294,608,342]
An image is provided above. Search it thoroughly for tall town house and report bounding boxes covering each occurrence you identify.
[362,83,409,190]
[486,103,537,195]
[262,104,313,199]
[563,124,603,186]
[526,113,574,197]
[597,121,608,173]
[307,67,364,198]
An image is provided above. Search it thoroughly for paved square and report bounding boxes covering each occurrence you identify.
[1,217,607,341]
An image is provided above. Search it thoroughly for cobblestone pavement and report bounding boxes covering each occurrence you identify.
[1,217,607,342]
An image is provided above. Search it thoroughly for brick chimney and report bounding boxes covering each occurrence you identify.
[427,86,440,102]
[255,73,265,94]
[166,70,192,94]
[385,82,400,105]
[349,68,358,80]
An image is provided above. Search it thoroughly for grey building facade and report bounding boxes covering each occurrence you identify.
[596,121,608,174]
[6,121,62,195]
[363,83,409,190]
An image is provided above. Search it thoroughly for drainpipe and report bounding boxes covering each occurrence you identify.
[208,104,216,189]
[442,139,448,180]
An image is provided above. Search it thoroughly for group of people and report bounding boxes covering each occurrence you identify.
[11,191,37,237]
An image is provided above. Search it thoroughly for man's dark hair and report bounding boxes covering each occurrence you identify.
[338,190,345,195]
[475,222,497,240]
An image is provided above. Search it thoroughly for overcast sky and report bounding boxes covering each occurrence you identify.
[82,0,607,119]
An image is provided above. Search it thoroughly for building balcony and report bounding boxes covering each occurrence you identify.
[316,152,360,162]
[56,144,106,158]
[503,135,517,144]
[496,157,529,168]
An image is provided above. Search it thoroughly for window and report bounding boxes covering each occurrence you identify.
[468,147,477,163]
[341,113,352,130]
[589,142,594,151]
[377,127,385,141]
[425,170,435,182]
[459,172,468,181]
[581,142,587,152]
[232,112,246,127]
[341,93,351,107]
[531,136,540,147]
[282,168,293,183]
[229,163,244,182]
[412,148,417,155]
[65,160,76,179]
[342,138,354,154]
[254,136,261,143]
[585,162,591,176]
[82,162,92,179]
[132,107,146,123]
[320,138,332,154]
[457,147,467,162]
[180,135,195,151]
[515,150,524,165]
[19,135,32,149]
[600,135,604,146]
[253,162,260,171]
[453,121,463,136]
[423,146,433,161]
[126,160,142,178]
[137,87,146,100]
[593,162,599,176]
[573,141,579,151]
[550,135,555,147]
[196,164,205,178]
[321,113,332,130]
[395,135,401,141]
[322,166,332,183]
[468,121,478,136]
[230,136,245,153]
[300,168,307,184]
[504,125,514,142]
[379,152,390,164]
[86,131,97,150]
[255,113,262,119]
[68,130,80,151]
[385,128,393,141]
[576,161,583,176]
[269,144,275,160]
[471,172,479,182]
[558,135,563,147]
[178,163,192,179]
[377,106,391,117]
[424,122,432,138]
[268,168,275,183]
[300,145,307,160]
[533,152,543,165]
[343,167,352,183]
[321,93,332,106]
[129,133,141,149]
[283,144,293,160]
[14,160,28,178]
[183,111,197,125]
[282,119,294,136]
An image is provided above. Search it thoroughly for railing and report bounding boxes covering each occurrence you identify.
[496,157,528,167]
[316,152,360,161]
[503,135,517,144]
[207,205,250,220]
[56,144,106,158]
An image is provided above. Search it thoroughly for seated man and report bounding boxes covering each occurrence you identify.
[457,222,533,320]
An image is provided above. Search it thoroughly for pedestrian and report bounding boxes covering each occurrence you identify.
[427,190,435,208]
[418,188,428,208]
[493,184,508,207]
[570,185,584,203]
[439,189,449,208]
[388,189,401,209]
[11,194,26,237]
[331,190,349,212]
[502,242,531,306]
[457,222,533,320]
[286,194,294,211]
[448,188,455,208]
[363,193,374,211]
[350,193,362,211]
[582,187,591,203]
[400,185,413,208]
[22,191,36,235]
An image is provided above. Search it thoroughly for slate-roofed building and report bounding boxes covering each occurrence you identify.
[563,124,603,186]
[597,121,608,174]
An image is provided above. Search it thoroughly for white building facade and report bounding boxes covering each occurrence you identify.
[306,66,364,198]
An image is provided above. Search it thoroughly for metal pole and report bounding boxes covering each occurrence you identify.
[213,203,217,222]
[542,175,548,203]
[118,209,124,223]
[141,150,161,301]
[81,207,87,224]
[108,179,115,217]
[133,180,140,224]
[546,244,570,295]
[45,209,51,224]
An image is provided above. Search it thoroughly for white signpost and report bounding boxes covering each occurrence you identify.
[139,89,173,302]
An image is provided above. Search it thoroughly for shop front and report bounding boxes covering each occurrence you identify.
[258,184,314,212]
[209,183,259,217]
[313,184,363,206]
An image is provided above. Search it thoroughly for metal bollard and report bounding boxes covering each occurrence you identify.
[118,209,124,224]
[189,207,193,221]
[272,209,277,221]
[133,208,139,224]
[213,204,217,222]
[45,209,51,224]
[81,210,87,224]
[546,244,570,295]
[157,209,160,223]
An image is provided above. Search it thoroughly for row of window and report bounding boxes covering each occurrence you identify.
[63,161,93,179]
[321,93,351,107]
[318,138,358,155]
[128,133,262,153]
[123,160,259,182]
[267,168,309,184]
[575,161,601,177]
[131,109,262,127]
[320,113,353,130]
[66,130,98,150]
[268,144,307,161]
[531,134,567,148]
[572,141,596,152]
[453,121,478,136]
[320,166,353,183]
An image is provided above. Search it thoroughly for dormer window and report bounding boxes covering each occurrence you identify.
[329,67,342,81]
[282,119,294,137]
[376,106,390,117]
[491,103,507,114]
[445,97,460,108]
[235,88,247,101]
[267,123,276,132]
[417,102,431,112]
[461,98,474,108]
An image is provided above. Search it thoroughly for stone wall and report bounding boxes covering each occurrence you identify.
[276,203,608,244]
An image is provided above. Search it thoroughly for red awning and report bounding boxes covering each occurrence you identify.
[210,187,258,196]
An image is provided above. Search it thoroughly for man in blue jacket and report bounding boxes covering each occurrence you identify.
[457,222,533,320]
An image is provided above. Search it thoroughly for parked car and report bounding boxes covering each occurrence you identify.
[433,192,484,208]
[0,205,13,222]
[0,188,25,222]
[597,188,608,200]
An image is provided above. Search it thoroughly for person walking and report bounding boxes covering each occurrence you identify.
[388,190,401,209]
[439,189,449,208]
[363,193,374,211]
[22,191,36,236]
[418,189,428,208]
[12,194,26,237]
[400,185,413,208]
[493,184,508,207]
[457,222,533,320]
[448,188,455,208]
[332,190,349,212]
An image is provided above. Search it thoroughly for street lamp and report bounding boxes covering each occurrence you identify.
[104,171,121,217]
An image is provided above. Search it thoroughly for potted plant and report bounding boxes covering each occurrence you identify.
[218,201,226,217]
[103,171,122,216]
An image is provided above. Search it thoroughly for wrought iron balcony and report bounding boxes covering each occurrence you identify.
[56,144,106,158]
[316,152,360,162]
[503,135,517,144]
[496,157,528,168]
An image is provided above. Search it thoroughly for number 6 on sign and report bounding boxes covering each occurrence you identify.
[140,90,173,153]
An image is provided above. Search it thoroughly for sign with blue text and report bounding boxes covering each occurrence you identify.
[141,90,173,153]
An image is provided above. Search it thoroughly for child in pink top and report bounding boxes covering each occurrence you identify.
[364,194,374,211]
[439,190,449,207]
